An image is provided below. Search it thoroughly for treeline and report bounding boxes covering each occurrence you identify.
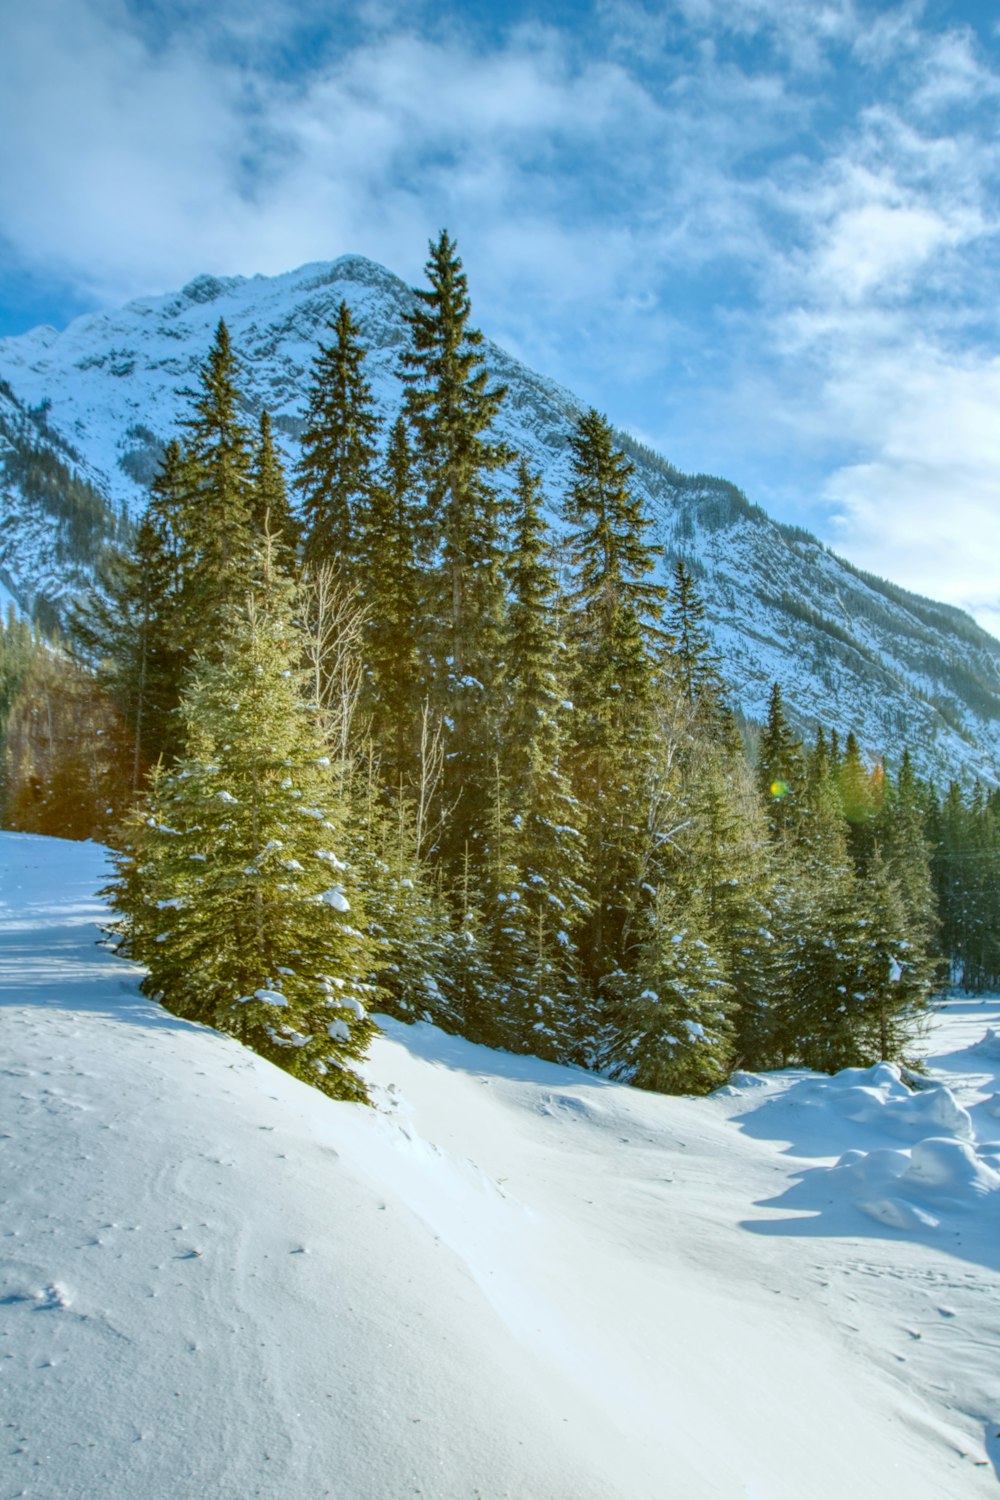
[0,608,132,840]
[1,231,996,1101]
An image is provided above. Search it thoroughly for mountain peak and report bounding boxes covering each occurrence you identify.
[0,254,998,784]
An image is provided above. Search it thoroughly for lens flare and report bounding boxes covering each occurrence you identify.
[769,780,790,800]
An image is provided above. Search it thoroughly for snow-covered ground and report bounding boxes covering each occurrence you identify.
[2,831,999,1499]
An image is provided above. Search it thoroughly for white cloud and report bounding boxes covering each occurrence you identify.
[2,0,1000,636]
[820,347,1000,632]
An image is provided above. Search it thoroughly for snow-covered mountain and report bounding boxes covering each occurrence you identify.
[2,254,999,783]
[4,830,1000,1498]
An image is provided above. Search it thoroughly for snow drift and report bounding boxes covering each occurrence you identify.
[2,832,1000,1498]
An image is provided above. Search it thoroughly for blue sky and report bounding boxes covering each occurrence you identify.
[2,0,1000,635]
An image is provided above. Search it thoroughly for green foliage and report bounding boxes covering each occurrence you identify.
[757,682,804,840]
[0,607,37,741]
[30,233,987,1103]
[356,416,425,784]
[297,301,381,578]
[1,642,133,840]
[605,887,735,1094]
[250,410,298,570]
[178,320,256,617]
[930,779,1000,990]
[400,230,511,873]
[105,565,377,1101]
[495,462,589,1056]
[563,408,667,983]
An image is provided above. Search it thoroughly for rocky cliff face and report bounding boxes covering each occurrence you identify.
[1,253,998,783]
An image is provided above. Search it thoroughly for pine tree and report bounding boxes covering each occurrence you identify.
[772,759,869,1070]
[105,553,377,1101]
[348,750,454,1031]
[665,560,730,732]
[250,410,298,569]
[400,230,510,871]
[297,301,381,580]
[0,607,37,741]
[562,408,667,983]
[605,884,735,1094]
[70,514,170,785]
[854,849,932,1062]
[493,462,589,1057]
[837,730,877,870]
[691,746,777,1072]
[757,682,804,839]
[942,784,1000,990]
[179,320,256,618]
[2,645,132,840]
[879,751,938,968]
[356,416,425,785]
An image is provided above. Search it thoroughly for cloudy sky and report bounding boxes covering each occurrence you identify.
[2,0,1000,635]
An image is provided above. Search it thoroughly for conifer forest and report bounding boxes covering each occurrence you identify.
[2,232,998,1102]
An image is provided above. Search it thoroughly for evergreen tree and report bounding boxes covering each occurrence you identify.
[180,320,256,617]
[605,885,734,1094]
[665,560,732,738]
[837,730,877,870]
[0,607,37,742]
[250,410,298,569]
[357,416,425,785]
[854,849,932,1062]
[879,750,938,970]
[691,747,777,1072]
[105,553,377,1101]
[935,783,1000,990]
[757,682,804,839]
[562,407,667,983]
[71,440,192,772]
[72,510,180,783]
[2,645,132,840]
[400,230,510,871]
[771,759,875,1071]
[297,301,381,580]
[495,462,589,1057]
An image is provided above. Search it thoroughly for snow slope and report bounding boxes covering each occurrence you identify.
[2,831,999,1499]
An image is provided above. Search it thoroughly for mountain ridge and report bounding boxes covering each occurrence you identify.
[1,252,998,784]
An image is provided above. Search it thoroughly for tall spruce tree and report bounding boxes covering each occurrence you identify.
[356,416,425,785]
[493,462,589,1058]
[180,320,256,619]
[771,755,875,1070]
[605,883,734,1094]
[757,682,805,840]
[837,730,877,870]
[692,746,777,1072]
[250,410,298,569]
[400,230,510,872]
[105,551,377,1101]
[666,562,720,698]
[297,300,381,579]
[562,407,667,984]
[71,512,175,785]
[71,439,193,772]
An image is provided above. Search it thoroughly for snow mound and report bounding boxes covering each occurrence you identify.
[829,1136,1000,1229]
[969,1026,1000,1059]
[812,1062,974,1140]
[727,1070,771,1090]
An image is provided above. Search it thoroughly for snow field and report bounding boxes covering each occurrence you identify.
[2,832,999,1498]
